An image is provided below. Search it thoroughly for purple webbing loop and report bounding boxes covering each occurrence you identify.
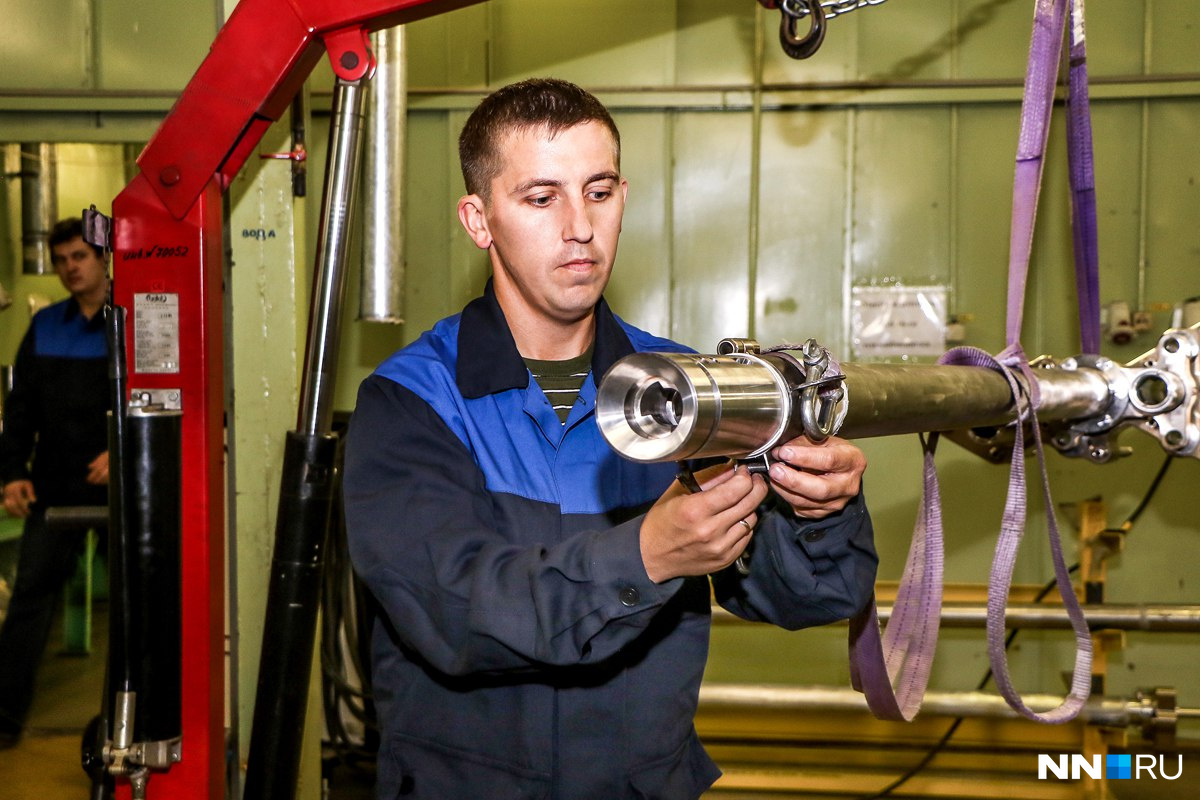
[995,0,1094,723]
[849,0,1098,724]
[848,430,943,721]
[944,346,1093,723]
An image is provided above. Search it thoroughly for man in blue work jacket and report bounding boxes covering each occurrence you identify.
[344,78,877,799]
[0,218,110,748]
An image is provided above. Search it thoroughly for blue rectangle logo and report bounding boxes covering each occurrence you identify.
[1107,754,1131,779]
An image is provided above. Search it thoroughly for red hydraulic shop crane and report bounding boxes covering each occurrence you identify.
[95,1,481,798]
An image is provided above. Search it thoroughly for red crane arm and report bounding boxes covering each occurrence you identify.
[137,0,481,220]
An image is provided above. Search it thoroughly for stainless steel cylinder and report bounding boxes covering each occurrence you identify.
[597,352,798,463]
[20,143,57,275]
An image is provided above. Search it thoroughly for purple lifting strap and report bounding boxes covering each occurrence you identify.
[849,0,1098,723]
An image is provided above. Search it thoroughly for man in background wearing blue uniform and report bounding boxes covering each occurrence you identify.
[0,218,110,748]
[345,79,877,798]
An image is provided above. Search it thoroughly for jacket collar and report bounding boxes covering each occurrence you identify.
[456,279,635,399]
[62,296,105,327]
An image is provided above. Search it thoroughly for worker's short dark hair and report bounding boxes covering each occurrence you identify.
[49,217,103,258]
[458,78,621,202]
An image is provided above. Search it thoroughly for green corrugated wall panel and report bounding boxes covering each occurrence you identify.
[953,0,1038,80]
[1085,2,1147,76]
[96,0,216,90]
[1092,101,1146,293]
[1146,100,1200,301]
[1148,0,1200,74]
[674,0,756,86]
[604,112,673,336]
[490,0,679,87]
[851,107,953,289]
[755,109,850,351]
[669,111,753,347]
[0,1,91,90]
[404,3,490,87]
[857,0,955,81]
[953,104,1017,355]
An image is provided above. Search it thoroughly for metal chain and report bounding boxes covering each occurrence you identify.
[782,0,888,21]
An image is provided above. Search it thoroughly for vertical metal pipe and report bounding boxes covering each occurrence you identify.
[20,143,57,275]
[359,26,407,325]
[747,8,764,341]
[297,79,368,436]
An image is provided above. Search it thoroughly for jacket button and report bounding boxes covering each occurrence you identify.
[803,530,825,543]
[619,586,640,606]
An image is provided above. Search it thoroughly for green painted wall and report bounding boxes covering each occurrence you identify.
[1,0,1198,769]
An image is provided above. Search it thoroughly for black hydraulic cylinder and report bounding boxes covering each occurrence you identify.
[106,405,183,746]
[123,407,183,743]
[243,430,341,800]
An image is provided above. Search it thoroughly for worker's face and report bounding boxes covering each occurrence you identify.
[50,236,108,300]
[458,122,628,329]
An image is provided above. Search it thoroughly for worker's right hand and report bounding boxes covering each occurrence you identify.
[639,463,768,583]
[2,479,36,519]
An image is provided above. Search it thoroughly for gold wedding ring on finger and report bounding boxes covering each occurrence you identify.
[737,518,753,532]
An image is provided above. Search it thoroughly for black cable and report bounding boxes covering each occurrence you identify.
[319,466,378,767]
[860,454,1174,799]
[1122,453,1174,529]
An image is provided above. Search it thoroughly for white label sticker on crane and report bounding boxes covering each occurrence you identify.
[133,292,180,374]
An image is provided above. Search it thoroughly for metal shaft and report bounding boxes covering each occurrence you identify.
[713,603,1200,632]
[838,361,1110,439]
[921,603,1200,632]
[699,684,1197,727]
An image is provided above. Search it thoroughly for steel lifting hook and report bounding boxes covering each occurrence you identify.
[779,0,827,59]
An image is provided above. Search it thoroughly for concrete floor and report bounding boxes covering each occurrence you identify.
[0,600,376,800]
[0,600,110,799]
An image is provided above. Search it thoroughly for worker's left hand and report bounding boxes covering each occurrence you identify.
[766,435,866,519]
[86,451,110,486]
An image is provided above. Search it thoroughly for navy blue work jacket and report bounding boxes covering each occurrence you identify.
[344,283,876,799]
[0,297,109,509]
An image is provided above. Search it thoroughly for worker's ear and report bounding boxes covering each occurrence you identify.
[457,194,492,250]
